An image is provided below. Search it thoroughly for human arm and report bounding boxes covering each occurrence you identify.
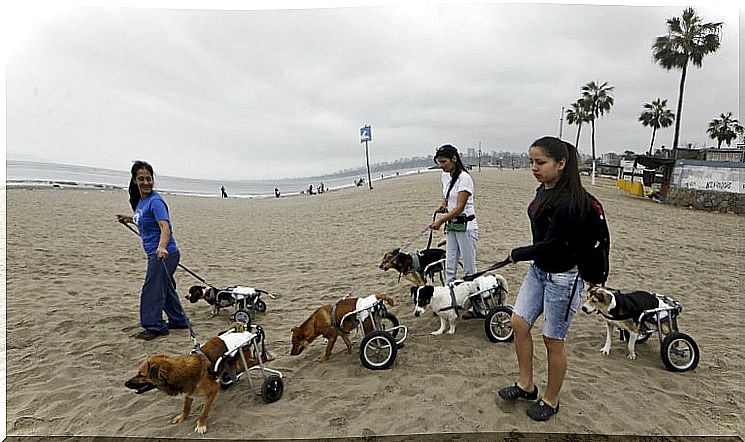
[116,214,133,224]
[510,204,574,263]
[431,190,469,230]
[156,219,171,259]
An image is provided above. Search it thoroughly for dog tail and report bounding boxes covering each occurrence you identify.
[375,293,396,306]
[495,274,509,293]
[436,239,446,247]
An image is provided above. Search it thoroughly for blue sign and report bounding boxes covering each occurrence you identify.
[360,125,372,143]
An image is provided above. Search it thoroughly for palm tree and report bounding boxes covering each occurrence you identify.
[581,80,614,185]
[707,112,744,148]
[565,99,591,150]
[638,98,676,155]
[652,7,723,150]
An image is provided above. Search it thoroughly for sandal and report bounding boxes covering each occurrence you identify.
[497,382,538,401]
[527,399,560,421]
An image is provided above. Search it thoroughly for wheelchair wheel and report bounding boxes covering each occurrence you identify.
[359,331,397,370]
[660,332,699,372]
[261,375,284,403]
[255,299,267,313]
[380,312,400,339]
[484,306,513,343]
[219,370,237,390]
[234,309,252,327]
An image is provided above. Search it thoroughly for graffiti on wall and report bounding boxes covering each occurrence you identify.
[672,161,744,195]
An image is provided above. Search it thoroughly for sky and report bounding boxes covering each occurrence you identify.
[2,0,741,180]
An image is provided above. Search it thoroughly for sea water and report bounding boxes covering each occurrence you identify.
[6,160,434,198]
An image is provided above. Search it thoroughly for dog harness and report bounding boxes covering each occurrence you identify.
[438,284,463,316]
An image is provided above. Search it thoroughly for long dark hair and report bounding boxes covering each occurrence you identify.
[433,144,467,199]
[128,160,154,211]
[530,137,589,219]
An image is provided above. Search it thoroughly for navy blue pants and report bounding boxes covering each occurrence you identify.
[140,251,188,333]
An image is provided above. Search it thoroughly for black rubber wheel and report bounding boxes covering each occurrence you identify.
[261,375,284,403]
[660,332,699,372]
[380,311,400,339]
[255,299,267,313]
[484,306,514,343]
[359,331,397,370]
[219,370,236,389]
[233,309,252,327]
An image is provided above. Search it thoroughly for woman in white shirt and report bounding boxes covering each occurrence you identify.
[430,144,479,283]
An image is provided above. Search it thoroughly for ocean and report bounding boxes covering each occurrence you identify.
[5,160,435,198]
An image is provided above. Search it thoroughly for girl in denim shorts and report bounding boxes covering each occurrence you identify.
[497,137,591,421]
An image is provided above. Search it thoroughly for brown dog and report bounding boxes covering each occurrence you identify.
[379,247,447,286]
[125,323,270,434]
[290,293,395,362]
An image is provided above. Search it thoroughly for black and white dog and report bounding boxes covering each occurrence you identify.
[186,285,270,318]
[410,281,480,335]
[581,285,672,360]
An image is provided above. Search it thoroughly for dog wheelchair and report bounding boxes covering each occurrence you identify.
[213,286,270,326]
[206,324,284,403]
[462,279,514,343]
[339,298,408,370]
[619,295,699,372]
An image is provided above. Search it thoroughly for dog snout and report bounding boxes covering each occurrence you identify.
[413,306,425,317]
[581,304,594,314]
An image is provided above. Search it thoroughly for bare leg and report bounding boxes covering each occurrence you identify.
[513,314,535,391]
[542,336,567,407]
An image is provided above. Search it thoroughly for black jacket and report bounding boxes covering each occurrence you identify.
[511,186,580,273]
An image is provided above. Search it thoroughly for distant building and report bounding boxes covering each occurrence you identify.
[601,152,620,166]
[704,148,744,162]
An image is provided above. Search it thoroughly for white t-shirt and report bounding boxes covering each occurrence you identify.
[441,171,478,230]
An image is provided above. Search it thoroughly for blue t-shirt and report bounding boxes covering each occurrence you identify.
[133,191,179,257]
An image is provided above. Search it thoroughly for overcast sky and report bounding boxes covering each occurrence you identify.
[4,1,741,180]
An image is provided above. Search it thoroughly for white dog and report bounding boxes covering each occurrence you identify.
[410,281,480,335]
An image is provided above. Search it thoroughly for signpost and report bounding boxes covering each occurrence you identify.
[360,125,373,190]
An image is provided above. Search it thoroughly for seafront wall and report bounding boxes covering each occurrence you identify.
[667,160,745,214]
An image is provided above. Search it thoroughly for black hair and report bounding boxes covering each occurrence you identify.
[128,160,155,211]
[434,144,467,199]
[529,136,589,219]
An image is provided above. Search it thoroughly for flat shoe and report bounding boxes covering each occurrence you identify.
[527,399,560,421]
[167,322,189,330]
[497,382,538,401]
[134,329,169,340]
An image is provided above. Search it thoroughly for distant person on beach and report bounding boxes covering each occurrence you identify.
[275,187,281,198]
[221,185,228,198]
[308,184,315,195]
[429,144,479,285]
[497,137,589,421]
[318,183,325,194]
[115,160,189,340]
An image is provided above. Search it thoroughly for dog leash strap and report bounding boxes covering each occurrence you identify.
[426,212,437,250]
[563,273,580,322]
[160,260,200,347]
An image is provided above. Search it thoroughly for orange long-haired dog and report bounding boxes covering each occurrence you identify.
[125,324,270,434]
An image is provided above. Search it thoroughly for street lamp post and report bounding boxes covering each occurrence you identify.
[360,124,373,190]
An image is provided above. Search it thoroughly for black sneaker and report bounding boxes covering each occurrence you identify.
[167,322,189,330]
[134,329,169,340]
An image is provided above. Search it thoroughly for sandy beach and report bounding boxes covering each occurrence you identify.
[4,168,743,440]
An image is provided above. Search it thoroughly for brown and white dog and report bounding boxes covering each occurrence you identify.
[290,293,396,362]
[410,281,480,335]
[124,323,271,434]
[379,247,447,286]
[581,285,672,360]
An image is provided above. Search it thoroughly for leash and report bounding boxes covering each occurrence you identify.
[119,220,200,348]
[161,260,200,349]
[119,220,217,288]
[462,257,511,281]
[425,211,437,250]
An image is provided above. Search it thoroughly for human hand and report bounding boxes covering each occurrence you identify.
[156,245,169,260]
[116,214,132,224]
[430,219,445,231]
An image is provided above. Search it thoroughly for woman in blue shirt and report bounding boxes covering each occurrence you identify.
[116,161,189,340]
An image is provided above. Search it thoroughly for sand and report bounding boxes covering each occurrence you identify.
[4,168,744,440]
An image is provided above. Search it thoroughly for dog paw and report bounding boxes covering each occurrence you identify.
[430,331,443,336]
[627,353,637,360]
[171,414,186,424]
[316,356,329,363]
[600,347,611,355]
[446,329,455,335]
[194,423,207,434]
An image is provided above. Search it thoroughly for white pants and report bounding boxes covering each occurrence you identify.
[445,229,479,283]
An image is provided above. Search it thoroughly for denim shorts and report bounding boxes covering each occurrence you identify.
[512,263,584,340]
